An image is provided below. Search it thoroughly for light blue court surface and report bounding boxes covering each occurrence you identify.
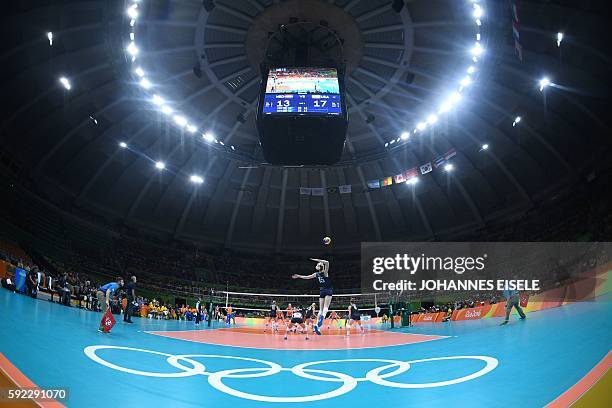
[0,289,610,408]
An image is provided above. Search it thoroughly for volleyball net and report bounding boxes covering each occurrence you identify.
[209,290,394,320]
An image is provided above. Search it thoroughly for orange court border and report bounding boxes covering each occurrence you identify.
[147,326,448,350]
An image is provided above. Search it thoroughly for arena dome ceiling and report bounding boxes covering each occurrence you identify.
[0,0,610,253]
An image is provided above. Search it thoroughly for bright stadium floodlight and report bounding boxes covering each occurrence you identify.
[186,124,197,134]
[59,77,71,90]
[460,76,472,87]
[539,77,551,91]
[416,122,427,131]
[119,142,127,148]
[467,66,476,75]
[161,105,173,115]
[512,116,522,127]
[202,132,214,142]
[47,32,53,46]
[155,161,165,170]
[473,4,483,19]
[444,163,454,172]
[400,132,410,140]
[481,144,489,151]
[557,32,564,47]
[190,175,204,184]
[173,115,187,127]
[134,67,145,77]
[427,114,438,125]
[406,177,419,185]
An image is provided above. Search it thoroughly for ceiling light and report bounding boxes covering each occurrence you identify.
[539,77,551,91]
[444,163,454,172]
[190,175,204,184]
[139,78,151,89]
[59,77,71,90]
[202,132,214,142]
[467,66,476,74]
[119,142,127,148]
[406,177,419,185]
[152,94,164,106]
[161,105,173,115]
[471,42,484,57]
[416,122,427,131]
[126,42,138,56]
[557,32,563,47]
[460,76,472,87]
[400,132,410,140]
[427,114,438,125]
[481,144,489,150]
[127,5,138,19]
[134,67,145,77]
[155,161,165,170]
[47,32,53,46]
[473,5,483,19]
[174,115,187,126]
[186,124,197,133]
[512,116,522,126]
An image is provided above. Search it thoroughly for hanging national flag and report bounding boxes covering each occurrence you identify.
[311,187,324,196]
[405,167,419,179]
[511,1,523,62]
[444,148,457,160]
[394,173,406,184]
[367,180,380,189]
[299,187,312,195]
[339,184,352,194]
[381,177,393,187]
[420,162,433,175]
[433,156,446,168]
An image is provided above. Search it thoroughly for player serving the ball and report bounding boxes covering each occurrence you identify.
[292,257,332,335]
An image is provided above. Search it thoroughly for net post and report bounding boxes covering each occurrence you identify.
[207,289,213,327]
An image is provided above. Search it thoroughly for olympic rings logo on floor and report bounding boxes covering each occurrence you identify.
[84,345,498,403]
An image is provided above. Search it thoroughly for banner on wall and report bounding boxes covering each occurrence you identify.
[13,267,27,293]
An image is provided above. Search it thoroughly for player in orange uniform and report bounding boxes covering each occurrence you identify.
[328,310,340,330]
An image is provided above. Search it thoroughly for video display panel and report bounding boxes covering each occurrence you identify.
[262,67,342,115]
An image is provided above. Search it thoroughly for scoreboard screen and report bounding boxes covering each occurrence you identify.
[262,67,342,115]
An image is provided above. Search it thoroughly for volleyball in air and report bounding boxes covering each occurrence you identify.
[323,236,332,245]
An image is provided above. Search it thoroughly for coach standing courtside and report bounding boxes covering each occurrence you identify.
[123,276,136,323]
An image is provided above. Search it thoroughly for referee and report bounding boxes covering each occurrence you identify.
[123,276,136,324]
